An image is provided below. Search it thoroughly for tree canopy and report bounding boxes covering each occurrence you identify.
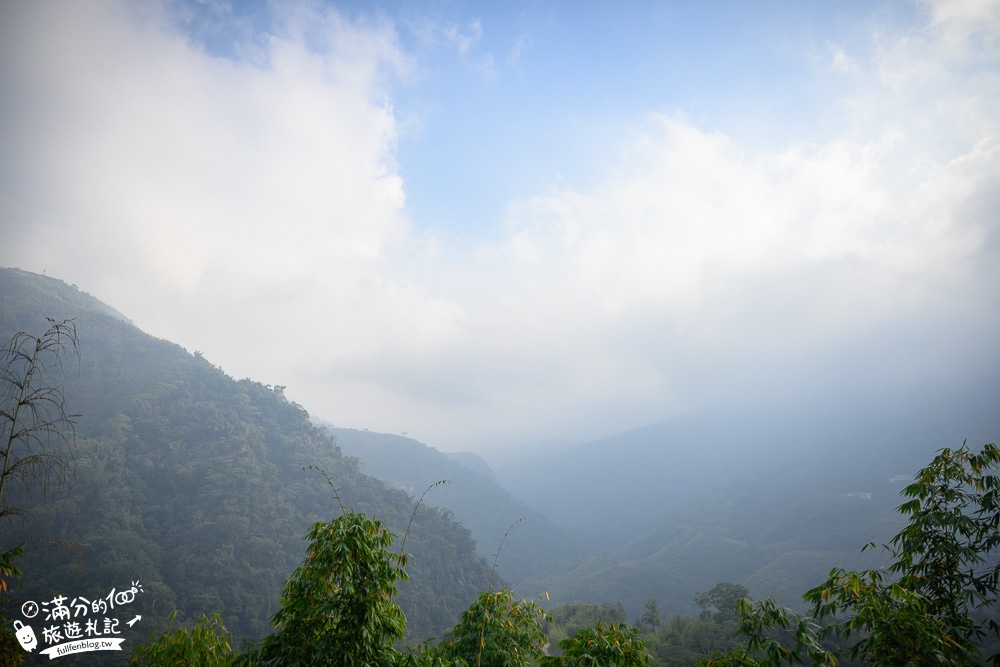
[703,442,1000,666]
[694,584,749,624]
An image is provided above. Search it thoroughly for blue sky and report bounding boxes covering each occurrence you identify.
[175,0,927,234]
[1,0,998,452]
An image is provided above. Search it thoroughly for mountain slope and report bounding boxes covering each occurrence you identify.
[509,399,1000,619]
[329,427,597,589]
[0,268,494,658]
[495,390,1000,542]
[530,452,909,619]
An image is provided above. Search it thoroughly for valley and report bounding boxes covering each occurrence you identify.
[2,266,999,665]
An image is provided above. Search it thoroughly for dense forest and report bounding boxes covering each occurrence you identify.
[3,267,1000,666]
[0,268,496,663]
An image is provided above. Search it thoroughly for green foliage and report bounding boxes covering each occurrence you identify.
[0,268,495,647]
[437,588,547,667]
[0,546,21,594]
[694,584,749,624]
[247,512,407,667]
[702,442,1000,667]
[806,567,959,665]
[395,649,467,667]
[644,613,742,666]
[541,622,652,667]
[0,625,24,667]
[131,610,235,666]
[699,598,834,666]
[641,598,662,631]
[331,427,594,590]
[803,441,1000,665]
[544,602,628,648]
[640,586,748,664]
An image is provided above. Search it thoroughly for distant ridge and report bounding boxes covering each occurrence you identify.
[329,426,597,589]
[0,267,133,327]
[495,396,1000,541]
[445,450,498,482]
[494,385,1000,618]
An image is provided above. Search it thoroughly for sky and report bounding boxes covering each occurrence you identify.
[1,0,998,453]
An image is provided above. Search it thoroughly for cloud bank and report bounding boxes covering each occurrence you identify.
[2,0,997,450]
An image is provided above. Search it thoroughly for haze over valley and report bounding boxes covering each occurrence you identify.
[2,0,999,663]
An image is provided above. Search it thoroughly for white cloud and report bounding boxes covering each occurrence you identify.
[1,0,997,450]
[406,15,496,78]
[827,41,861,74]
[0,0,458,387]
[923,0,1000,54]
[410,13,1000,442]
[505,31,528,67]
[501,119,905,321]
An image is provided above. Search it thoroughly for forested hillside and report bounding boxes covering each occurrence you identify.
[0,268,495,662]
[528,457,906,619]
[5,265,1000,666]
[329,427,598,588]
[498,388,1000,620]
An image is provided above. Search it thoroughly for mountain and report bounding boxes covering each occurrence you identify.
[6,264,997,654]
[444,450,497,482]
[499,394,1000,619]
[0,268,494,662]
[494,399,1000,542]
[529,448,908,619]
[327,427,598,589]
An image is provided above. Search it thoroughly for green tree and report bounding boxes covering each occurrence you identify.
[804,441,1000,665]
[247,511,408,666]
[437,588,547,667]
[641,598,661,631]
[0,626,22,667]
[541,622,652,667]
[646,613,743,665]
[700,597,834,666]
[702,441,1000,667]
[694,583,750,623]
[131,611,235,666]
